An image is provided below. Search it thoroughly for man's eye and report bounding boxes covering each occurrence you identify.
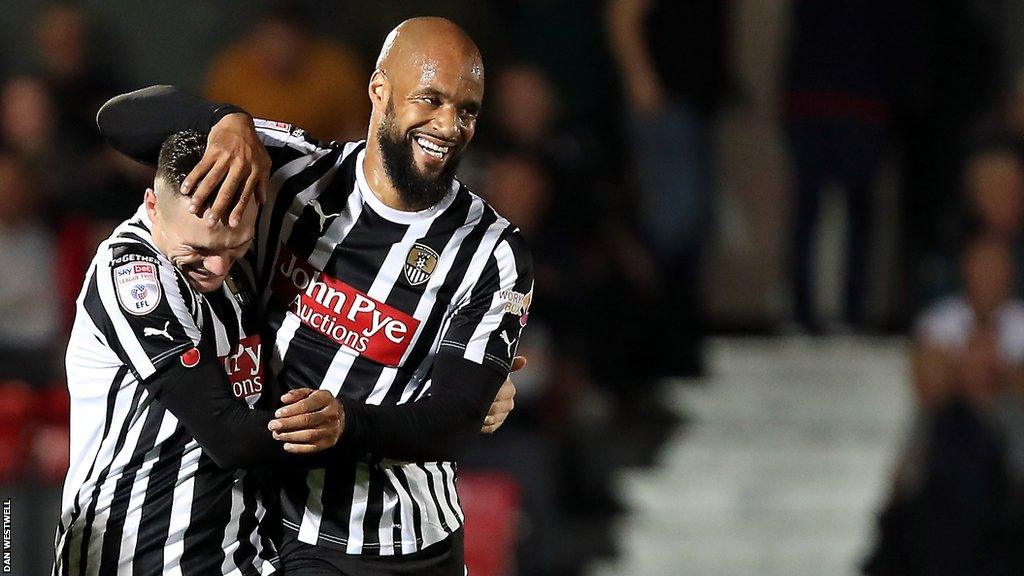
[420,96,440,106]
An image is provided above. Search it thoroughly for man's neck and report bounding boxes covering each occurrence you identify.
[362,144,419,212]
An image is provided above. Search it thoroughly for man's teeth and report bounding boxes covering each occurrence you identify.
[416,137,448,159]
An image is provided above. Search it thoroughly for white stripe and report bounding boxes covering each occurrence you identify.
[384,468,419,553]
[161,447,203,575]
[443,462,464,521]
[115,413,180,572]
[297,469,326,544]
[256,151,333,277]
[404,465,448,548]
[425,462,459,530]
[219,475,248,576]
[260,155,344,311]
[375,480,399,556]
[396,198,487,403]
[270,313,302,377]
[464,239,519,364]
[83,400,153,576]
[345,463,371,553]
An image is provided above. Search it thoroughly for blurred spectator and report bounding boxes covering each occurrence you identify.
[921,144,1024,303]
[34,3,121,150]
[784,0,912,332]
[205,0,370,141]
[899,0,998,318]
[0,153,60,384]
[0,75,83,208]
[606,0,730,373]
[864,235,1024,576]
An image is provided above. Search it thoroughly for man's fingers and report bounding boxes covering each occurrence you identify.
[489,398,514,415]
[207,163,247,224]
[255,168,269,204]
[494,380,515,402]
[273,390,331,419]
[191,158,230,215]
[510,356,527,372]
[269,411,327,433]
[272,428,323,443]
[181,156,215,199]
[280,388,315,405]
[284,442,326,454]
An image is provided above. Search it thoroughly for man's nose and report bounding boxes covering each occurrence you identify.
[433,105,459,140]
[203,255,232,276]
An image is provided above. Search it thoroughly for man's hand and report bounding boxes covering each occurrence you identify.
[481,356,526,434]
[181,112,271,227]
[268,388,344,453]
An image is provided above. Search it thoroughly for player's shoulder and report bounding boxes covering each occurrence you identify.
[252,118,362,158]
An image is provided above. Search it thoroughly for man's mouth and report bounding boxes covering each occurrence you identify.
[413,134,453,161]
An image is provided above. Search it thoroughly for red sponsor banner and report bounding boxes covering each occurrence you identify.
[272,247,419,367]
[220,334,264,407]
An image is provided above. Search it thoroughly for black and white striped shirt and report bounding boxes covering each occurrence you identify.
[55,206,278,575]
[251,120,534,555]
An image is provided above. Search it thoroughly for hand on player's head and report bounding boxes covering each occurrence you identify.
[180,113,271,227]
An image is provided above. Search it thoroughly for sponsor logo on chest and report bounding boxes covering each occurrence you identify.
[272,247,420,367]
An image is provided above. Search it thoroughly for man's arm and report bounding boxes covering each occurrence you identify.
[144,342,342,469]
[97,85,270,226]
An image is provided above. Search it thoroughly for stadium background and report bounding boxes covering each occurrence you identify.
[4,1,1024,574]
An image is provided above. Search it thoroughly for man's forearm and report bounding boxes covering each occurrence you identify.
[339,357,505,462]
[96,85,245,165]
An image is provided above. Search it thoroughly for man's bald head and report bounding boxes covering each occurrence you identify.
[375,17,483,82]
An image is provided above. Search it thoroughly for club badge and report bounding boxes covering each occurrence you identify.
[404,243,439,286]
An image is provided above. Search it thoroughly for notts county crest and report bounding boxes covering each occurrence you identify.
[404,243,439,286]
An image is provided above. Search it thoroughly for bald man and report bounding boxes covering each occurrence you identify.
[96,18,532,575]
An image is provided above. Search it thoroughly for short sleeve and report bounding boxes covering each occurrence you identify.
[438,232,534,373]
[93,244,202,381]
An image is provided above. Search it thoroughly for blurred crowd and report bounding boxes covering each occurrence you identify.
[5,0,1024,575]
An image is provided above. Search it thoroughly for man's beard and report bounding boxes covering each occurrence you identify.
[376,103,460,211]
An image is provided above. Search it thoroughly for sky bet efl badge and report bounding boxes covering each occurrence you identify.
[114,260,162,316]
[404,243,439,286]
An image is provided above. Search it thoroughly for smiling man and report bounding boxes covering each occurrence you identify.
[96,17,532,576]
[55,130,345,575]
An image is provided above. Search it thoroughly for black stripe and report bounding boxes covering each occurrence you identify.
[360,466,386,555]
[131,425,188,575]
[438,464,460,527]
[282,147,361,260]
[418,464,452,533]
[230,475,262,576]
[392,467,424,550]
[75,383,146,576]
[381,203,500,406]
[314,460,358,550]
[180,454,234,575]
[97,397,168,575]
[260,147,345,281]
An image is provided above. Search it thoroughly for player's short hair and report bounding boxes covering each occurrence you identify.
[156,130,206,193]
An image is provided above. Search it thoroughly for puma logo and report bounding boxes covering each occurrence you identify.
[310,199,341,233]
[499,330,517,357]
[143,321,173,341]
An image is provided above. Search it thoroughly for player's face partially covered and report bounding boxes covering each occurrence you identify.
[148,184,257,293]
[376,46,483,208]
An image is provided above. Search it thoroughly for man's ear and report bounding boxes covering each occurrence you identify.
[144,187,159,222]
[368,69,389,111]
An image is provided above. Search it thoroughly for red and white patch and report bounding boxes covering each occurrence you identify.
[220,334,264,408]
[114,261,162,316]
[180,347,202,368]
[253,118,293,133]
[272,247,420,367]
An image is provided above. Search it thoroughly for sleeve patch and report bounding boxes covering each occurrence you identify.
[114,260,163,316]
[253,118,293,133]
[500,288,533,327]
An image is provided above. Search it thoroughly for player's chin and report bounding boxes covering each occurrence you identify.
[189,273,227,293]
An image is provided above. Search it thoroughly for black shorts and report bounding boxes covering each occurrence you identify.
[277,530,465,576]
